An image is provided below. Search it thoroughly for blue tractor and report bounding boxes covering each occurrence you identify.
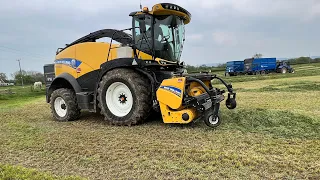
[276,60,295,74]
[244,57,294,75]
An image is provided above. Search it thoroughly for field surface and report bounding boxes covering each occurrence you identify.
[0,64,320,179]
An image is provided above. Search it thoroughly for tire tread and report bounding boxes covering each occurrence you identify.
[97,68,152,126]
[50,88,81,121]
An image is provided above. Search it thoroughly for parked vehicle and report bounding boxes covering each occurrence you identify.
[225,61,244,76]
[244,57,294,75]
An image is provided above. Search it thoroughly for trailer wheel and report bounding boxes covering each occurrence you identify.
[50,88,81,121]
[260,70,266,75]
[97,68,152,126]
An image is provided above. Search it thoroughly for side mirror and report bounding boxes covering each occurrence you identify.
[137,14,146,33]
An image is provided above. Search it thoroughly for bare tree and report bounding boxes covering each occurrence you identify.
[0,73,7,82]
[253,53,263,58]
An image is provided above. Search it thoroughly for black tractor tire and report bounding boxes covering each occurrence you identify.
[97,68,152,126]
[290,68,295,73]
[50,88,81,121]
[281,67,287,74]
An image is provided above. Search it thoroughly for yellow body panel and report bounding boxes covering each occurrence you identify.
[187,81,211,96]
[75,42,118,77]
[151,4,191,24]
[133,4,191,24]
[156,77,199,124]
[54,40,178,79]
[159,103,196,124]
[55,64,78,79]
[156,77,186,110]
[136,50,152,59]
[54,45,77,78]
[135,50,177,65]
[54,42,137,78]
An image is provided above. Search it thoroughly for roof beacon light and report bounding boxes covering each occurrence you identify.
[143,7,149,12]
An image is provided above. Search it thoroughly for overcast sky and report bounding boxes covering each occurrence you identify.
[0,0,319,78]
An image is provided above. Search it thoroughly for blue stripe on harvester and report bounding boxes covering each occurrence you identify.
[159,85,182,97]
[55,58,82,69]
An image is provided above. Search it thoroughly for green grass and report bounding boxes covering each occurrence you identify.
[221,109,320,139]
[0,67,320,179]
[239,82,320,92]
[0,164,84,180]
[0,86,45,110]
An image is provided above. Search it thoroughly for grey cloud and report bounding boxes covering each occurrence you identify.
[0,0,319,78]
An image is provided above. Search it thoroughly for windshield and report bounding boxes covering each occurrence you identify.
[154,15,185,61]
[133,14,185,62]
[226,62,234,66]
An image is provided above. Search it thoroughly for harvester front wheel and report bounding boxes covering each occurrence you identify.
[204,114,221,128]
[97,68,152,126]
[50,88,81,121]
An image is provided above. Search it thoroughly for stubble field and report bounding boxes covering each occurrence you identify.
[0,63,319,180]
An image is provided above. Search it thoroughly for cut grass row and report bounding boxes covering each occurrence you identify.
[0,102,319,179]
[0,68,319,179]
[0,163,84,180]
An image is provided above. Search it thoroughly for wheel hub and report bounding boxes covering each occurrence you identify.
[208,115,219,125]
[54,97,67,117]
[118,93,127,104]
[106,82,133,117]
[61,104,66,110]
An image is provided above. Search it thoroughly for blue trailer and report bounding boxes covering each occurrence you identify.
[225,61,245,76]
[244,57,294,75]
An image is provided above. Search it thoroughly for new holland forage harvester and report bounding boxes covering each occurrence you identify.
[43,3,237,128]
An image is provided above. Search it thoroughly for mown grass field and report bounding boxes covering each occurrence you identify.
[0,63,319,179]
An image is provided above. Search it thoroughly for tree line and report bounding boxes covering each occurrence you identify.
[286,57,320,65]
[0,56,319,84]
[0,70,44,85]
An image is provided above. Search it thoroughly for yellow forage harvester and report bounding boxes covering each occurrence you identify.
[43,3,237,128]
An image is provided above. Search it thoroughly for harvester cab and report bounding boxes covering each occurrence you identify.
[129,4,188,64]
[44,3,237,128]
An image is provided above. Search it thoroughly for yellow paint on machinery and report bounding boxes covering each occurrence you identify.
[137,3,191,24]
[156,77,186,110]
[45,2,236,128]
[54,40,176,80]
[156,77,197,123]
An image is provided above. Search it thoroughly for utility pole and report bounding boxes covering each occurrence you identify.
[309,53,311,63]
[17,59,24,86]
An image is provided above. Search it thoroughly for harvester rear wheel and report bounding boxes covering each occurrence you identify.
[97,68,152,126]
[50,88,81,121]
